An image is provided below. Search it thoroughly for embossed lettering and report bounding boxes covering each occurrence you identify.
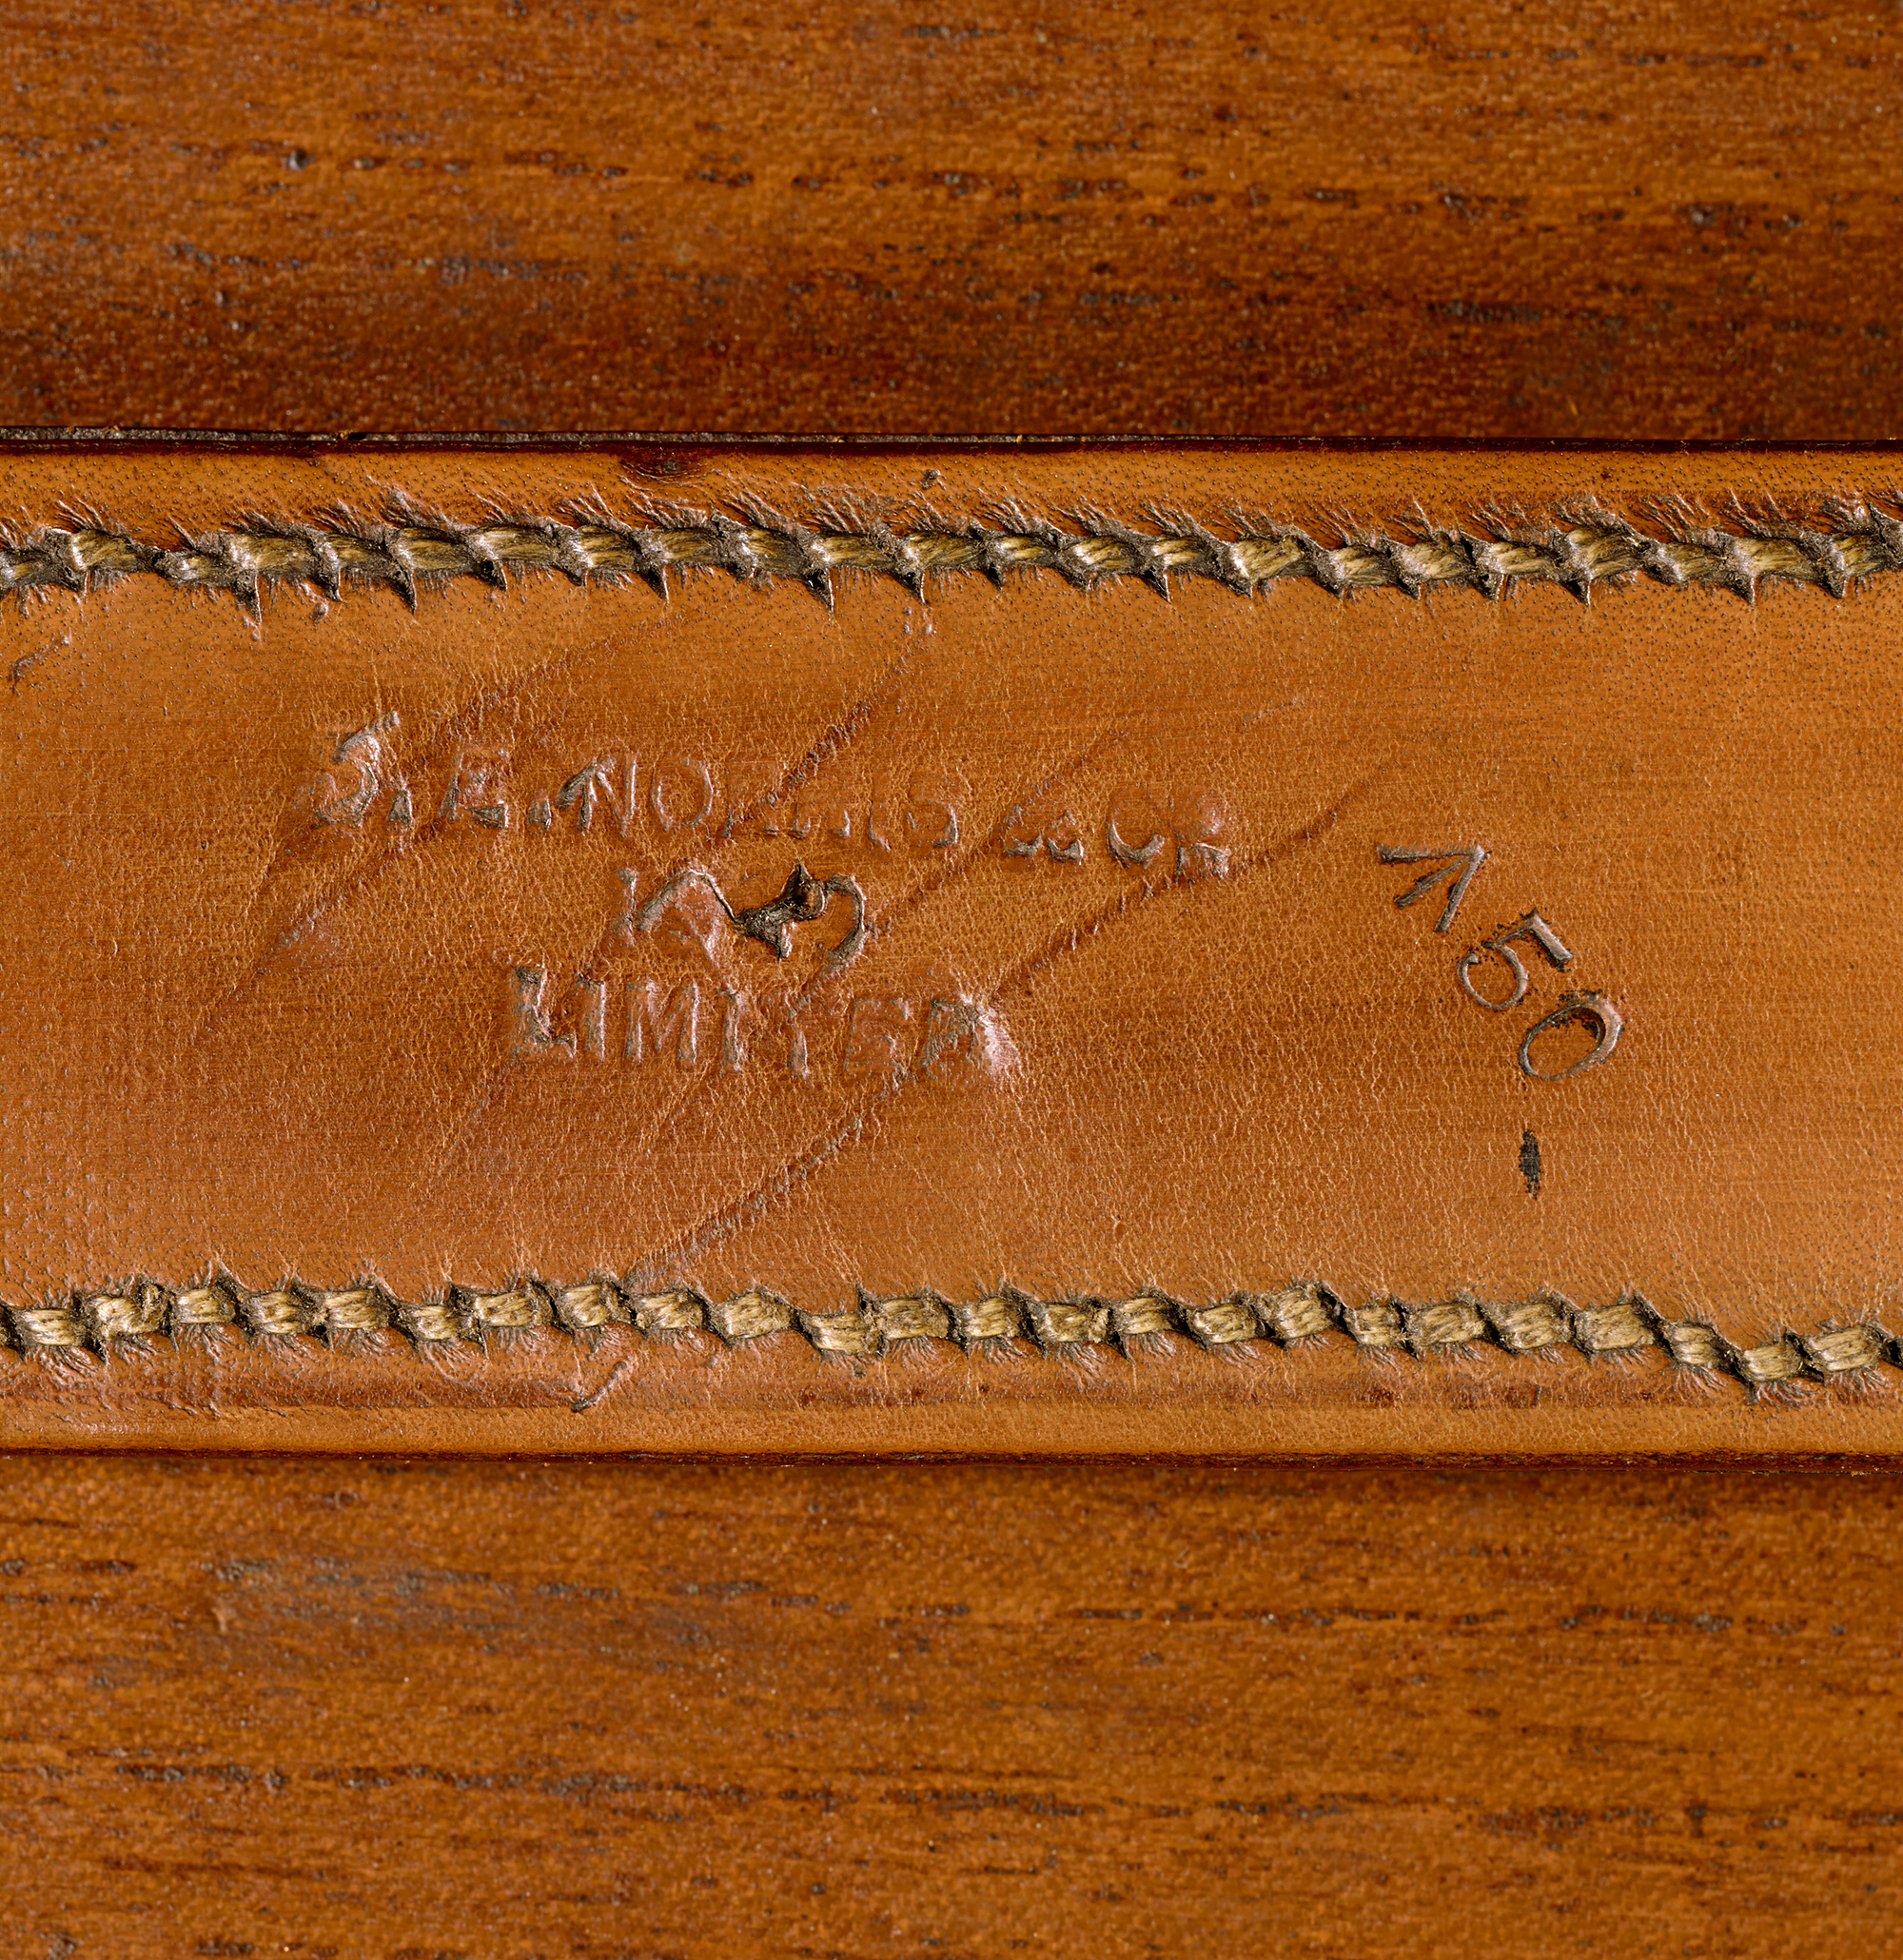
[718,988,747,1070]
[917,996,983,1074]
[558,755,637,835]
[312,714,399,827]
[1175,837,1229,879]
[637,869,732,963]
[576,974,608,1062]
[635,861,867,972]
[626,979,699,1068]
[1520,992,1622,1081]
[1106,786,1167,868]
[1458,912,1574,1011]
[440,747,510,830]
[500,971,1002,1088]
[1170,788,1229,879]
[1003,804,1085,863]
[718,760,782,840]
[844,997,913,1078]
[292,734,966,858]
[649,757,715,833]
[1103,783,1229,877]
[509,966,575,1062]
[904,771,961,850]
[1387,847,1623,1081]
[790,781,854,842]
[608,867,641,947]
[1378,842,1487,933]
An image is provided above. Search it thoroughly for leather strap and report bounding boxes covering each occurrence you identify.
[3,441,1896,1451]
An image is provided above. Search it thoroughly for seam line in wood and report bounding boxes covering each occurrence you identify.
[4,499,1897,605]
[5,1281,1878,1391]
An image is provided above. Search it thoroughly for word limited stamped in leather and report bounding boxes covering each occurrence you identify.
[3,441,1900,1453]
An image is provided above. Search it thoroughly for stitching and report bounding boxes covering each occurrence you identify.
[3,498,1899,606]
[6,496,1883,1401]
[5,1279,1884,1391]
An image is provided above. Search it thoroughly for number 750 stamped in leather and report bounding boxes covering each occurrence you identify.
[2,438,1898,1457]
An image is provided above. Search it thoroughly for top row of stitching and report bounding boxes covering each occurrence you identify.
[2,501,1896,606]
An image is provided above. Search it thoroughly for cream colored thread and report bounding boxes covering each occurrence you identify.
[1736,1340,1804,1385]
[466,1286,549,1331]
[5,502,1898,608]
[1807,1324,1885,1375]
[1662,1323,1724,1368]
[1183,1300,1259,1346]
[635,1289,705,1332]
[877,1296,952,1342]
[706,1289,792,1342]
[404,1299,465,1343]
[1111,1296,1178,1341]
[1575,1301,1653,1355]
[1261,1283,1334,1343]
[555,1281,628,1330]
[86,1286,167,1341]
[1029,1299,1111,1345]
[952,1296,1025,1342]
[1406,1300,1487,1351]
[1342,1301,1407,1349]
[1483,1296,1570,1353]
[322,1286,391,1333]
[12,1303,87,1348]
[173,1285,233,1325]
[246,1288,312,1337]
[14,1283,1888,1393]
[800,1311,876,1357]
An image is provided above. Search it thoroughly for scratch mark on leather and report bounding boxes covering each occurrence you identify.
[628,1108,880,1294]
[991,764,1393,1001]
[6,632,67,694]
[615,727,1155,1287]
[586,708,1116,1209]
[628,769,1388,1287]
[790,722,1139,1030]
[381,1058,528,1255]
[379,655,920,1231]
[186,642,609,1056]
[579,645,912,992]
[728,650,912,853]
[571,1356,631,1411]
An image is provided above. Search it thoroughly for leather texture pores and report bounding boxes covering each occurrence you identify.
[2,441,1899,1450]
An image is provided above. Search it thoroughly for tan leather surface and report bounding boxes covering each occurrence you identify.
[5,441,1902,1450]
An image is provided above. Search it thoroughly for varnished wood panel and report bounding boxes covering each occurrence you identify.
[0,1453,1895,1956]
[7,1,1903,439]
[10,6,1898,1946]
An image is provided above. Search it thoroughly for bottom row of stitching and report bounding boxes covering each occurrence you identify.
[0,1279,1885,1391]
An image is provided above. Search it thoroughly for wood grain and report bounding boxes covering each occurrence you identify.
[11,7,1896,1945]
[1,1452,1896,1957]
[8,1,1903,440]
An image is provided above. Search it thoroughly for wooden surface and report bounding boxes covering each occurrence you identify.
[11,3,1901,1948]
[2,1453,1898,1956]
[7,441,1903,1452]
[7,1,1903,439]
